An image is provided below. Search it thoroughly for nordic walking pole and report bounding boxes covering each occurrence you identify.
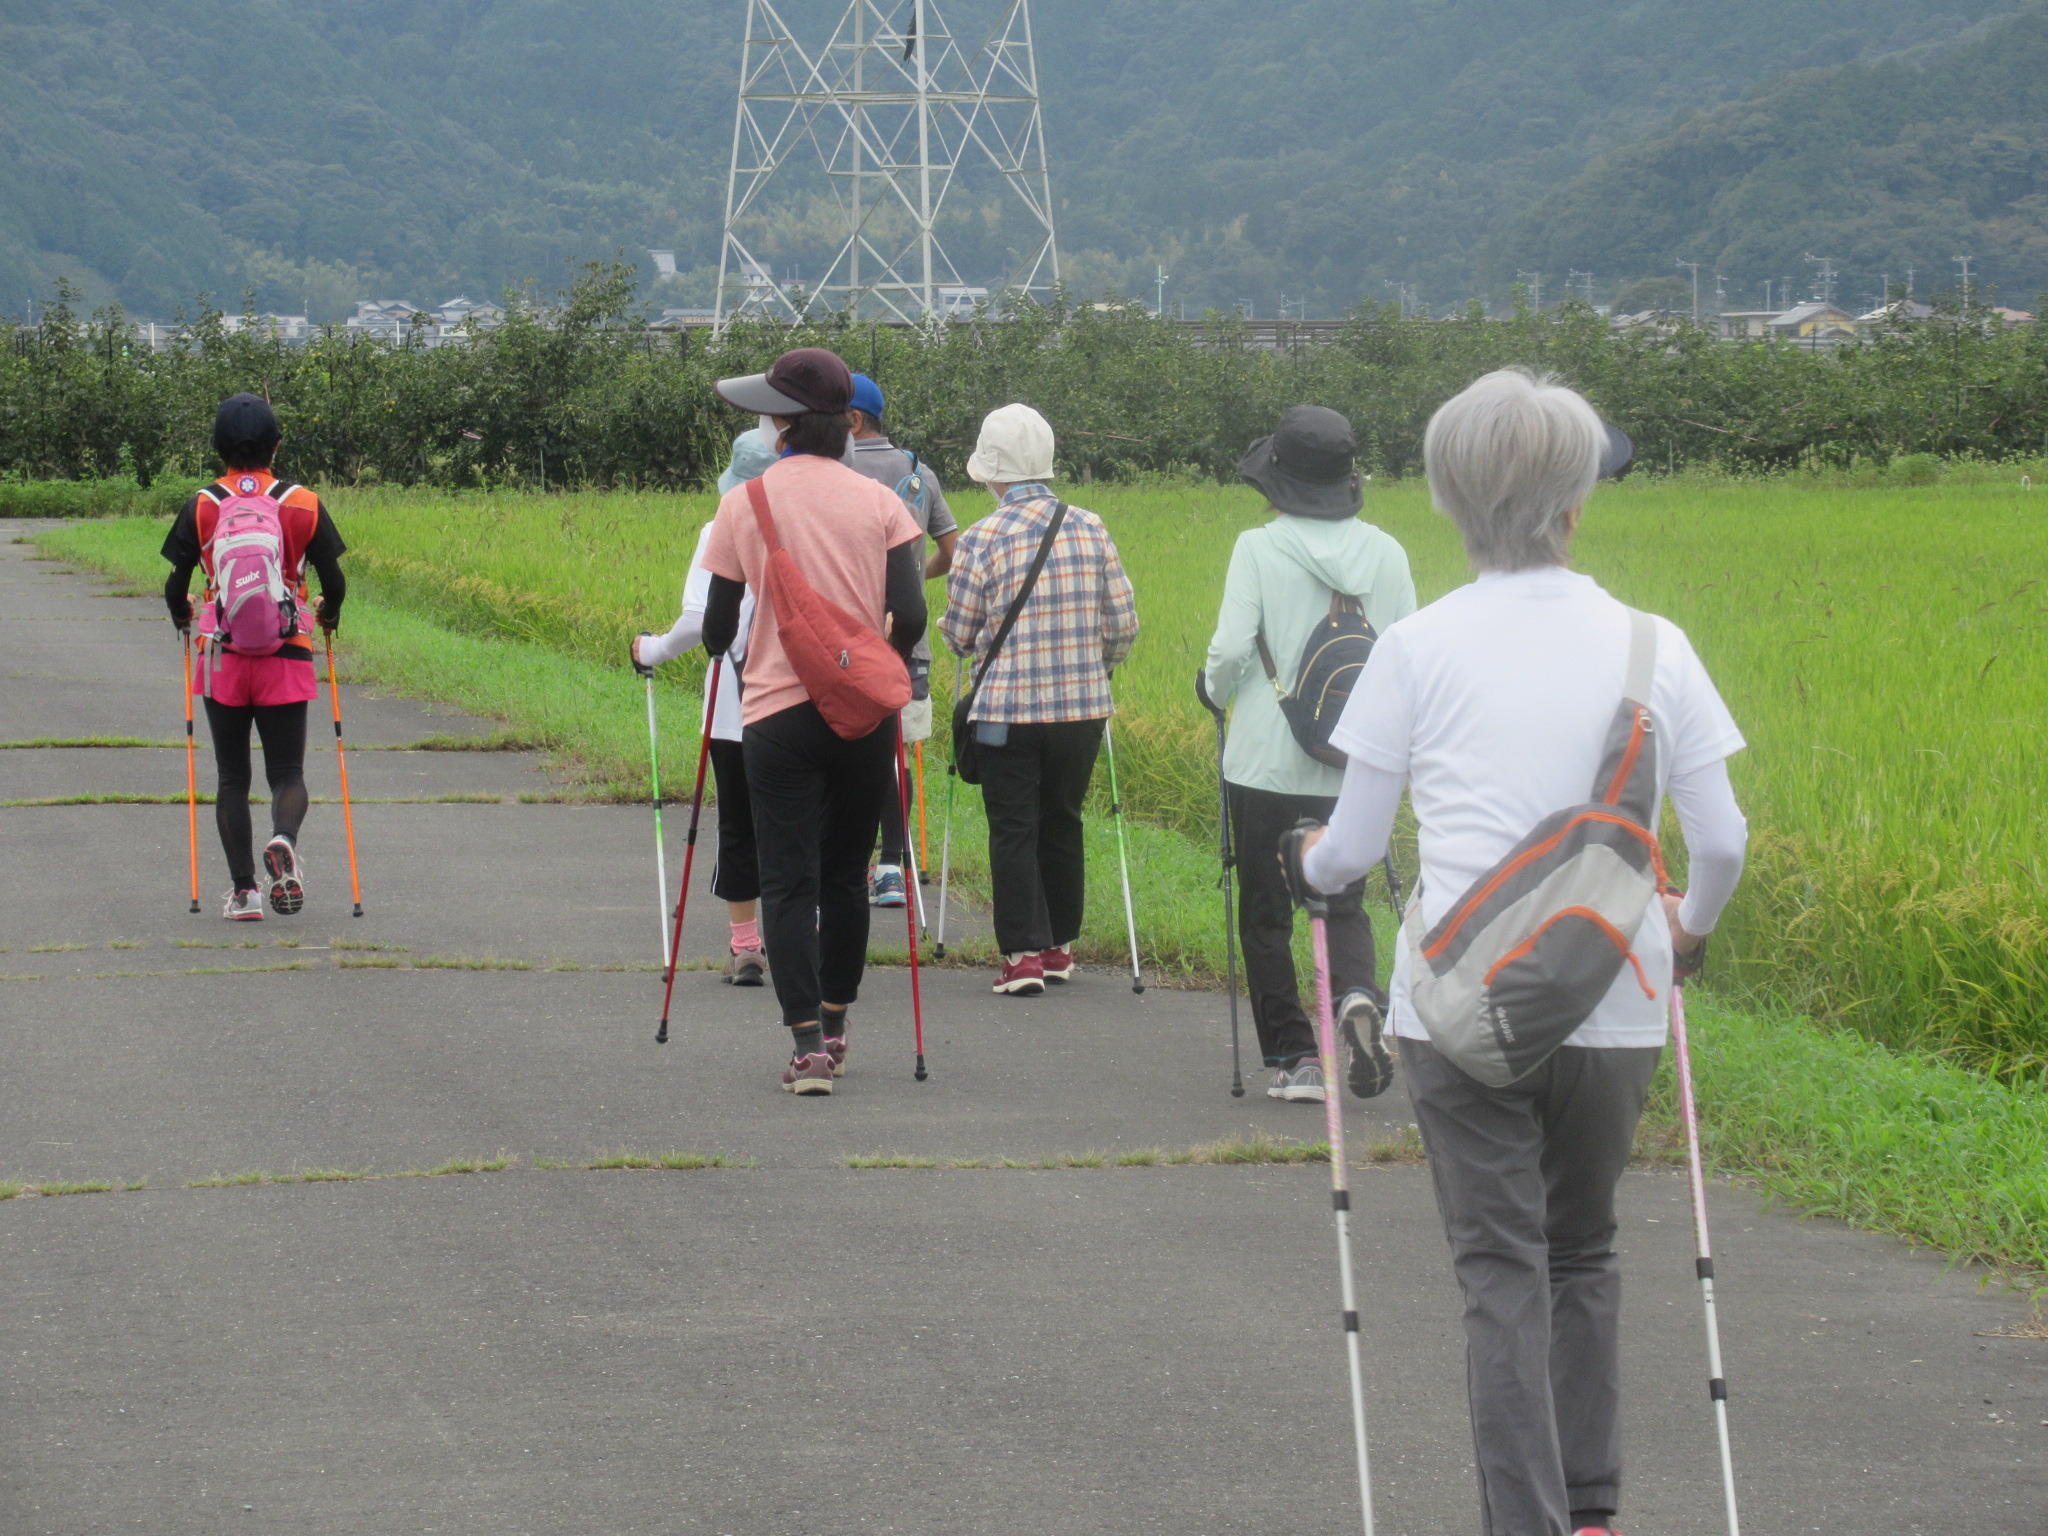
[1380,853,1404,917]
[916,739,929,877]
[1670,958,1742,1535]
[896,717,928,1081]
[1193,669,1244,1096]
[1101,719,1145,994]
[656,656,721,1045]
[637,642,672,969]
[323,632,364,917]
[1283,820,1376,1536]
[935,655,963,958]
[182,633,200,914]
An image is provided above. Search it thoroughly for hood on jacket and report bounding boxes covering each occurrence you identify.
[1259,512,1394,598]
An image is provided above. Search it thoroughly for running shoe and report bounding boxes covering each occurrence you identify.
[781,1052,835,1095]
[724,949,768,987]
[262,836,304,916]
[222,888,265,922]
[992,952,1045,996]
[1273,1059,1328,1103]
[868,865,909,907]
[1266,1066,1291,1100]
[823,1030,850,1078]
[1339,988,1394,1099]
[1038,946,1075,983]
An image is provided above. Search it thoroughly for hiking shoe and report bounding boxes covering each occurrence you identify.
[222,888,265,922]
[724,949,768,987]
[992,952,1045,996]
[868,865,908,907]
[262,836,304,916]
[824,1031,850,1078]
[1274,1059,1328,1103]
[781,1052,835,1095]
[1038,946,1075,983]
[1339,989,1394,1099]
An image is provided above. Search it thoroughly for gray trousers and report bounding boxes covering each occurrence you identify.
[1400,1037,1662,1536]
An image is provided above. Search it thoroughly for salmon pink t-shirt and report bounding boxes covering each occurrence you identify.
[702,453,923,727]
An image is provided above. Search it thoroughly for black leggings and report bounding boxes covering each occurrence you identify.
[204,698,309,891]
[706,737,759,903]
[743,702,893,1028]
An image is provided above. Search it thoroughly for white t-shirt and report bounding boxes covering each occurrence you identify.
[641,522,752,742]
[1330,566,1745,1048]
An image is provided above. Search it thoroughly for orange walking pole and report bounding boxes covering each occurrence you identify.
[324,632,364,917]
[182,633,201,913]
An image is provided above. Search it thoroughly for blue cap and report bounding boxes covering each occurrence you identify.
[849,372,885,421]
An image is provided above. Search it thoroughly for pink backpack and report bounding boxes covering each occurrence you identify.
[206,480,300,656]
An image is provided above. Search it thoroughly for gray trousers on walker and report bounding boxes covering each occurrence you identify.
[1400,1037,1662,1536]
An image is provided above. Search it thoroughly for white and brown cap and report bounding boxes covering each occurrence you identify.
[714,347,854,416]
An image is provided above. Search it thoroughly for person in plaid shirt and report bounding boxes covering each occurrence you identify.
[940,404,1139,995]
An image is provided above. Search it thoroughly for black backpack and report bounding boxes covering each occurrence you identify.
[1256,592,1378,768]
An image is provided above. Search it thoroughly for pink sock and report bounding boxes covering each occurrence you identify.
[730,918,760,954]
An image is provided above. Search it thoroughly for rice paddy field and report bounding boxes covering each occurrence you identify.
[32,471,2047,1082]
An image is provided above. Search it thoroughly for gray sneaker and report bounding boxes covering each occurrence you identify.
[1274,1059,1327,1103]
[1340,989,1394,1099]
[724,949,768,987]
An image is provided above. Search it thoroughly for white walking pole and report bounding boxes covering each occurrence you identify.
[1101,719,1144,993]
[935,655,963,958]
[640,662,670,970]
[1671,979,1742,1534]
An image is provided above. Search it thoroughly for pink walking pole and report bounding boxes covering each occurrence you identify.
[1286,820,1376,1536]
[1671,978,1742,1534]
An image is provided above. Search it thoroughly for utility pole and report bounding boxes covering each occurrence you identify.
[1954,254,1974,310]
[1761,278,1772,311]
[1385,279,1414,317]
[1676,259,1700,323]
[1569,269,1594,307]
[1803,253,1838,307]
[1154,265,1168,318]
[1517,270,1543,310]
[1905,265,1916,300]
[1713,273,1727,312]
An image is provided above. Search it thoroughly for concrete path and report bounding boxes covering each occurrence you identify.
[2,528,2042,1535]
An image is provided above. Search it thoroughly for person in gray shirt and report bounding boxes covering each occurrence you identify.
[848,371,958,906]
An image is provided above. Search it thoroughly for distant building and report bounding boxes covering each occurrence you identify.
[650,307,717,329]
[345,300,424,340]
[1771,301,1858,341]
[649,250,678,277]
[936,284,989,319]
[1858,299,1935,325]
[1714,310,1781,339]
[433,296,504,331]
[1990,306,2035,325]
[223,313,313,341]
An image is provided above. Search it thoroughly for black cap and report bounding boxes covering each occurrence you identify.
[715,348,854,416]
[213,393,281,468]
[1238,404,1364,520]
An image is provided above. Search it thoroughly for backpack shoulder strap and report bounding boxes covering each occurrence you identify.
[744,476,783,555]
[1623,608,1658,705]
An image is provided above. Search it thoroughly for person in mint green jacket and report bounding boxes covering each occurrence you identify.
[1202,406,1417,1105]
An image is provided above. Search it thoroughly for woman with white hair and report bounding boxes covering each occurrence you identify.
[1297,368,1748,1536]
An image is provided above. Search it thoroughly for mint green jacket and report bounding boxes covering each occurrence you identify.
[1202,514,1417,797]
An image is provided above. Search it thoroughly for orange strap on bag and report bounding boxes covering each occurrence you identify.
[745,477,910,740]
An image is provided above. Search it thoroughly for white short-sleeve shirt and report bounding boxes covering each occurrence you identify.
[1331,566,1745,1048]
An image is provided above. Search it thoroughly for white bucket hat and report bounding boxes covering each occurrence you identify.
[966,403,1055,485]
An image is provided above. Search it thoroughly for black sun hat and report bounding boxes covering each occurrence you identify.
[1238,404,1363,520]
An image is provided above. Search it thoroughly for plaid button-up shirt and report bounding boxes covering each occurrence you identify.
[940,484,1138,724]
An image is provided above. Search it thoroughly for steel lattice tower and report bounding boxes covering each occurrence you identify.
[717,0,1059,324]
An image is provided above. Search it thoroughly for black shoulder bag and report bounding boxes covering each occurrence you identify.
[950,500,1067,785]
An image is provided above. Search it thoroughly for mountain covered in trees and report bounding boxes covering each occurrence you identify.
[0,0,2038,321]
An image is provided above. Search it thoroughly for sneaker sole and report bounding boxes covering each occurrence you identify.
[726,966,766,987]
[1278,1085,1329,1103]
[1341,1004,1395,1100]
[226,908,265,922]
[1042,968,1073,983]
[992,978,1045,996]
[783,1077,834,1095]
[263,843,304,916]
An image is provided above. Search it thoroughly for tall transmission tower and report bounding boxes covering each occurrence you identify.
[717,0,1059,325]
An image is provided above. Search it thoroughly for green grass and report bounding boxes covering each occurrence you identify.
[0,736,182,748]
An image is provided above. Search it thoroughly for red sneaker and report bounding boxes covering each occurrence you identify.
[780,1052,835,1095]
[824,1031,849,1078]
[1038,946,1074,983]
[992,952,1045,996]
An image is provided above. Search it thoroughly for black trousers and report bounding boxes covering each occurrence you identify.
[204,698,309,892]
[743,702,893,1027]
[978,718,1104,956]
[875,730,910,865]
[1228,781,1379,1067]
[706,737,759,903]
